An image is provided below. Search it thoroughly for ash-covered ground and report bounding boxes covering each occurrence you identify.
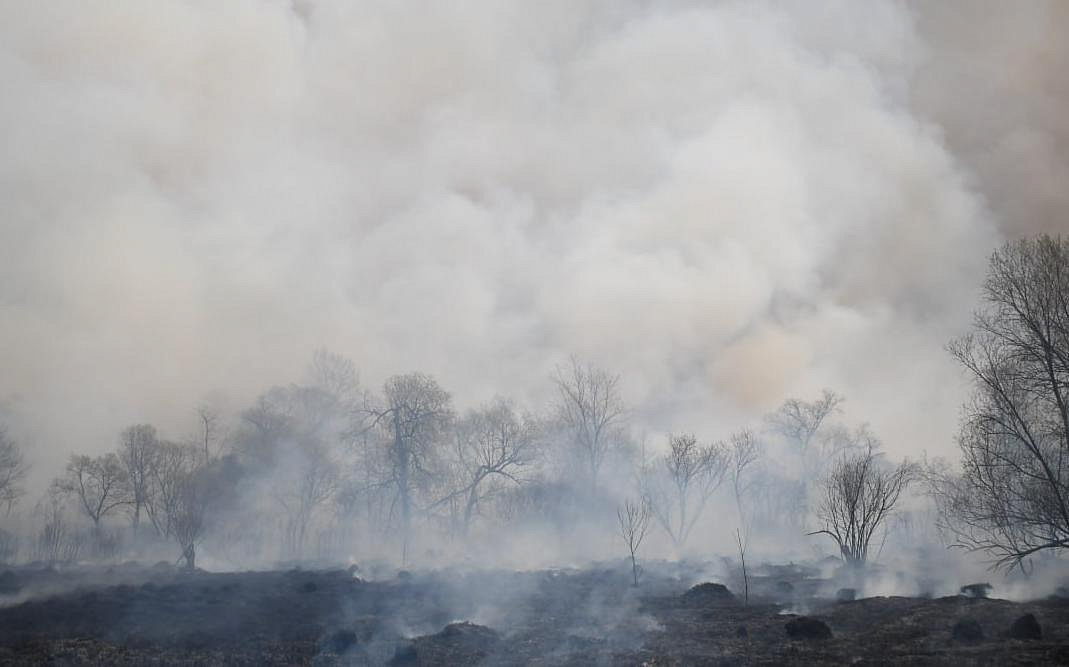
[1,560,1068,665]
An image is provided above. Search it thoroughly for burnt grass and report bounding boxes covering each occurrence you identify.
[1,561,1069,665]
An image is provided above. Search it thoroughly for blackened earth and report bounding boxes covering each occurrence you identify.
[1,561,1068,665]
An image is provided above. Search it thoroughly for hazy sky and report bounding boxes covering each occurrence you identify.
[1,1,1066,490]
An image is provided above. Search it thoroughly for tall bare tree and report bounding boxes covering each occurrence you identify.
[146,441,195,538]
[643,433,728,552]
[58,453,129,534]
[554,357,627,488]
[810,442,916,566]
[438,398,538,535]
[768,389,845,523]
[735,526,750,605]
[137,440,221,570]
[728,429,761,522]
[0,425,28,514]
[768,389,843,459]
[171,454,214,571]
[195,406,223,464]
[309,347,360,408]
[364,373,453,562]
[119,424,158,533]
[276,445,338,558]
[236,355,359,559]
[33,485,81,564]
[617,496,652,586]
[936,235,1069,568]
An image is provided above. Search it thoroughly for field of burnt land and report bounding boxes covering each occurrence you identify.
[1,560,1068,665]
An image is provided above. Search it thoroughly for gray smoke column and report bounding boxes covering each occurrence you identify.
[0,1,1062,489]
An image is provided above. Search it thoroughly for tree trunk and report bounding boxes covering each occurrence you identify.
[462,478,481,536]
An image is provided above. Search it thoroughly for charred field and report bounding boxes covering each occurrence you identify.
[1,561,1068,666]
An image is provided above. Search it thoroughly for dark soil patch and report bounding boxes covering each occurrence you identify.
[785,616,833,640]
[681,582,734,604]
[1008,613,1042,640]
[951,618,985,642]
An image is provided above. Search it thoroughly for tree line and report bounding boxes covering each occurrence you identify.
[0,234,1065,577]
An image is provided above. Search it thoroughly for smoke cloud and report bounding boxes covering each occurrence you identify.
[1,1,1064,491]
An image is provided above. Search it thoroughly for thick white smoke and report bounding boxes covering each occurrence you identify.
[0,1,1063,491]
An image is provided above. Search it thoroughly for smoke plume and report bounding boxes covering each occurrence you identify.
[1,1,1065,491]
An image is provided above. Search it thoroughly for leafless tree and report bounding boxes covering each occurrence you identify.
[336,426,393,540]
[728,429,761,521]
[239,392,294,464]
[617,496,652,586]
[935,235,1069,569]
[309,347,360,408]
[0,425,28,514]
[135,439,218,569]
[119,424,159,534]
[363,373,453,562]
[769,390,844,479]
[195,406,224,464]
[554,357,627,489]
[277,446,338,558]
[810,443,916,566]
[735,526,750,605]
[768,389,843,458]
[170,453,212,571]
[236,357,360,558]
[58,453,129,534]
[436,398,538,535]
[33,485,82,564]
[145,441,196,538]
[643,433,728,552]
[767,390,868,527]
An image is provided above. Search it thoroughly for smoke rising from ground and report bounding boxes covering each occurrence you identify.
[0,1,1065,493]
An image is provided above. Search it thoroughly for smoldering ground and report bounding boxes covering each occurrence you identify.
[3,558,1069,665]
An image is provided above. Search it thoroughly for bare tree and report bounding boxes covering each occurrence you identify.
[728,429,761,521]
[309,347,360,408]
[437,398,538,535]
[58,453,129,534]
[0,425,28,514]
[33,485,82,564]
[146,441,194,538]
[276,446,338,558]
[810,442,916,566]
[138,440,219,570]
[195,406,224,464]
[644,433,728,553]
[554,357,627,488]
[171,459,213,571]
[936,235,1069,569]
[363,373,453,562]
[735,527,750,605]
[768,389,843,458]
[119,424,159,534]
[617,496,651,586]
[769,390,844,479]
[236,357,360,559]
[239,392,294,465]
